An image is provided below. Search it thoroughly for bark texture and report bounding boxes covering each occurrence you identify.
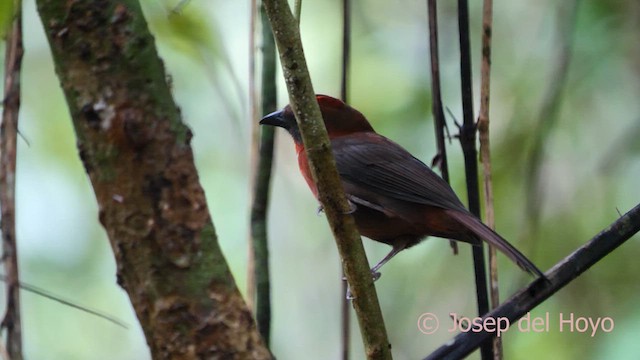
[35,1,270,358]
[1,0,24,357]
[263,1,392,358]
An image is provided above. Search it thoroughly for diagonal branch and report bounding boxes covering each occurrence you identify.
[262,1,392,358]
[0,275,127,329]
[424,202,640,360]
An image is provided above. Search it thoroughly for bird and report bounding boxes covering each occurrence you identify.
[260,94,544,279]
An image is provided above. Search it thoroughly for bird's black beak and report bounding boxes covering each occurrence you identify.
[259,109,287,128]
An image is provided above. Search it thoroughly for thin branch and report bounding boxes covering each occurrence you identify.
[1,1,24,358]
[424,202,640,359]
[340,1,352,359]
[456,0,492,358]
[340,0,350,104]
[0,275,127,328]
[340,0,351,360]
[477,0,495,306]
[247,0,258,313]
[262,1,392,358]
[249,0,278,346]
[427,0,458,255]
[524,1,579,230]
[294,0,302,24]
[475,0,501,358]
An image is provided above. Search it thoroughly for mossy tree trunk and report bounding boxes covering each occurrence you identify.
[35,1,271,358]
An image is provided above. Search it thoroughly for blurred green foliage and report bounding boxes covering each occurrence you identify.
[1,0,639,359]
[0,1,14,38]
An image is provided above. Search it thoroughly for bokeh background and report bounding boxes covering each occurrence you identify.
[2,0,639,359]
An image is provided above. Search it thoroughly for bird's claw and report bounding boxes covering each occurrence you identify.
[344,200,357,214]
[343,270,382,300]
[342,270,381,282]
[346,287,354,300]
[318,202,356,215]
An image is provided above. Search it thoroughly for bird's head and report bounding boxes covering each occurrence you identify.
[260,95,374,143]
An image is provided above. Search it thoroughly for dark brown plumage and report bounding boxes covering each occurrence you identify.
[261,95,543,278]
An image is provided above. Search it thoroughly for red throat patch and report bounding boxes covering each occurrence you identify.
[295,144,319,198]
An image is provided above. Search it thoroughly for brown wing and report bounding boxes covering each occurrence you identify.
[331,132,544,277]
[331,132,467,212]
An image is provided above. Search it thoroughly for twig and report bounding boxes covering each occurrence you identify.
[0,275,127,328]
[249,0,278,346]
[424,202,640,359]
[427,0,458,255]
[262,1,392,358]
[247,0,258,314]
[456,0,492,358]
[1,1,24,358]
[340,0,352,359]
[475,0,501,358]
[294,0,302,24]
[340,0,350,105]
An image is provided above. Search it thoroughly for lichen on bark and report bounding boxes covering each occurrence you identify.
[36,0,271,358]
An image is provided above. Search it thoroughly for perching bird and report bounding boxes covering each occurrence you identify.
[261,95,544,279]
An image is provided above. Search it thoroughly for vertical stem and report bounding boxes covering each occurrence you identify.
[426,0,458,254]
[247,0,258,313]
[294,0,302,24]
[0,1,24,358]
[456,0,492,359]
[340,1,351,359]
[340,0,351,104]
[249,0,278,346]
[263,1,392,358]
[476,0,501,358]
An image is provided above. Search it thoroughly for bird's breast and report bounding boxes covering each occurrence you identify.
[296,145,319,198]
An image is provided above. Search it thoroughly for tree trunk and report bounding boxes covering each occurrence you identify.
[35,1,271,358]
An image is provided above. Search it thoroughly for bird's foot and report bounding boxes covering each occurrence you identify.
[317,202,356,215]
[346,287,354,300]
[342,270,382,300]
[344,200,357,214]
[341,270,381,282]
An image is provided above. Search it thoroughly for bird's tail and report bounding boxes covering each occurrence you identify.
[446,210,545,278]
